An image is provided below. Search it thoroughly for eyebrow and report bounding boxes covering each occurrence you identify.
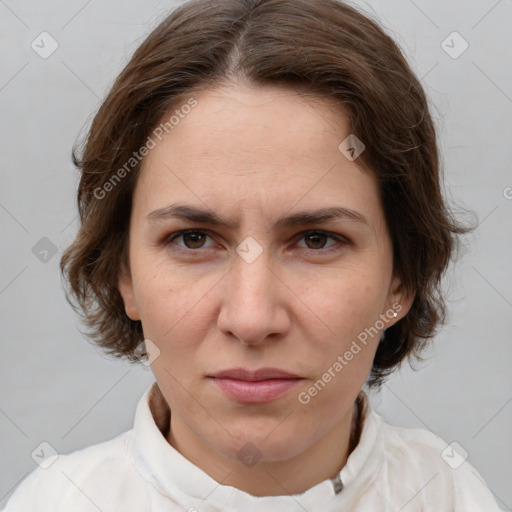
[146,203,370,230]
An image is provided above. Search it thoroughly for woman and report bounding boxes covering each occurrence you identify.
[3,0,503,510]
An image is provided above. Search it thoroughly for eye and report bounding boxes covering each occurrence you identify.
[165,230,215,252]
[295,230,344,252]
[162,229,347,255]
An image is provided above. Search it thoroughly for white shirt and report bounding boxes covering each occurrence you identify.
[3,381,503,512]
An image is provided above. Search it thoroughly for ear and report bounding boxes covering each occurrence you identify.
[118,261,141,321]
[386,274,415,325]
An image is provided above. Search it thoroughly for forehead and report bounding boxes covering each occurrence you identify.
[133,83,383,229]
[149,83,351,167]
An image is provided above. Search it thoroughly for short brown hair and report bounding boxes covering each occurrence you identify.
[60,0,471,388]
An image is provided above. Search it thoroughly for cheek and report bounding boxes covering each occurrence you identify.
[295,268,387,389]
[305,268,387,339]
[132,262,215,359]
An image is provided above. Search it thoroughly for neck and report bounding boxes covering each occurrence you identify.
[151,385,364,497]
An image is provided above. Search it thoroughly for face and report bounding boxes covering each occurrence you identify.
[119,83,412,468]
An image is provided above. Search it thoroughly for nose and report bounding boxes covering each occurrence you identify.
[216,250,291,346]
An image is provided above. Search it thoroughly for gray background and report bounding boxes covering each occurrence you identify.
[1,0,511,509]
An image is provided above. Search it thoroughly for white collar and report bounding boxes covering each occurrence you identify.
[132,382,382,511]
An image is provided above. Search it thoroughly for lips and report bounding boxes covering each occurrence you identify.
[211,367,301,381]
[208,367,303,403]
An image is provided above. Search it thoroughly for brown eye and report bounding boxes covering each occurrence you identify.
[164,230,215,253]
[181,231,208,249]
[303,232,329,249]
[163,229,346,257]
[296,230,344,252]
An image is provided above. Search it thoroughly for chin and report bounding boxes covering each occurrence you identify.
[210,419,314,464]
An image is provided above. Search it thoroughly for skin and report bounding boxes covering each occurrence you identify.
[118,82,414,497]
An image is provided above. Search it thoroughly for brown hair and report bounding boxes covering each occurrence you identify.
[60,0,471,388]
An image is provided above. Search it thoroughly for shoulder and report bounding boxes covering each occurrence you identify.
[375,416,503,511]
[2,430,151,512]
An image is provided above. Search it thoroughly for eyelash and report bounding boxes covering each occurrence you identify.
[162,229,348,256]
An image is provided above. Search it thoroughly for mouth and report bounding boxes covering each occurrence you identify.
[208,367,303,403]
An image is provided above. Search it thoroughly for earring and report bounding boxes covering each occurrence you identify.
[393,312,398,318]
